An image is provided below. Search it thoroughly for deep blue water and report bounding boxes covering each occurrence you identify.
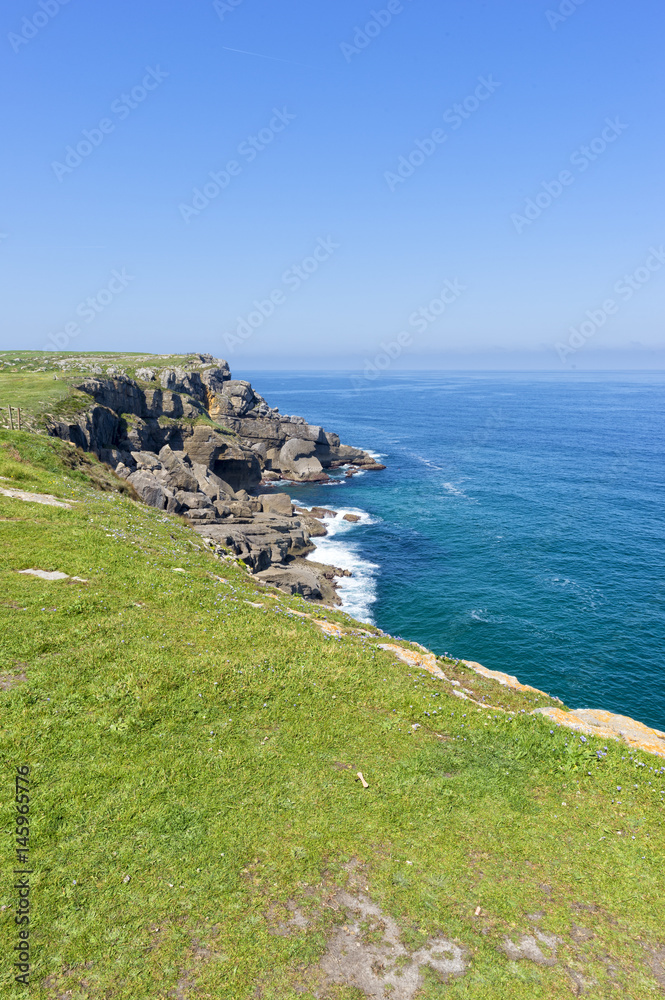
[239,371,665,732]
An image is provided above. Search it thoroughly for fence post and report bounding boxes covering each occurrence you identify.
[8,405,14,431]
[17,407,21,431]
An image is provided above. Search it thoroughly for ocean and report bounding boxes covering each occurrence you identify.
[239,371,665,732]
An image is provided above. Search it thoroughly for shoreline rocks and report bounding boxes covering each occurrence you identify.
[46,356,383,603]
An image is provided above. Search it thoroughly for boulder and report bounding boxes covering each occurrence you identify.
[174,490,213,510]
[183,508,219,522]
[228,501,253,518]
[343,513,361,523]
[157,445,200,492]
[308,506,338,518]
[134,450,162,471]
[207,379,261,419]
[255,566,322,601]
[190,462,235,501]
[127,470,168,509]
[278,438,327,481]
[259,493,293,517]
[295,512,327,537]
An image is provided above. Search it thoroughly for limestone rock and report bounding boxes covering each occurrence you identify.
[127,470,168,509]
[190,461,235,501]
[157,445,200,493]
[259,493,293,516]
[174,490,213,510]
[208,379,261,419]
[278,438,327,481]
[255,566,323,600]
[46,356,384,605]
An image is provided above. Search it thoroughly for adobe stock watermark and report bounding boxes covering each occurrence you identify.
[179,107,296,224]
[43,268,134,351]
[511,117,628,233]
[351,278,465,389]
[546,0,588,30]
[8,0,71,54]
[213,0,245,21]
[340,0,415,63]
[222,237,339,352]
[384,76,501,192]
[51,66,169,182]
[555,246,665,364]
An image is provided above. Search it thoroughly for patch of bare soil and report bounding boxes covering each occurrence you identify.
[318,890,467,998]
[0,667,27,690]
[646,946,665,990]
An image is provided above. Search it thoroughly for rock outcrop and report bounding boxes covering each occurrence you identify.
[46,356,384,601]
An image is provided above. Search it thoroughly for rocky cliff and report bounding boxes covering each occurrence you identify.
[46,354,385,601]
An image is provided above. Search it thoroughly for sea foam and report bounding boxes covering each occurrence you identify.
[304,506,380,623]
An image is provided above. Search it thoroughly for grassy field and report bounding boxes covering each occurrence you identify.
[1,429,664,998]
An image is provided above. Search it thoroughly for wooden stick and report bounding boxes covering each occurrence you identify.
[17,407,21,431]
[8,405,14,431]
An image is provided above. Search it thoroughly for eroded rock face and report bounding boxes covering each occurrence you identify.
[47,356,383,600]
[279,438,326,481]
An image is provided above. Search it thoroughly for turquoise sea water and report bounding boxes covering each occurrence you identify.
[240,371,665,732]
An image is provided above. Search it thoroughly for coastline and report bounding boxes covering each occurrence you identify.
[5,351,664,759]
[261,479,665,759]
[282,460,665,758]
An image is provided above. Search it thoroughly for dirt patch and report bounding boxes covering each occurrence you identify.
[267,900,311,937]
[0,669,27,691]
[646,947,665,990]
[167,934,220,999]
[501,930,560,965]
[564,966,593,995]
[570,923,594,944]
[318,890,467,998]
[42,962,93,998]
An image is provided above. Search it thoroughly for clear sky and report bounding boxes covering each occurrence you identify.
[1,0,664,370]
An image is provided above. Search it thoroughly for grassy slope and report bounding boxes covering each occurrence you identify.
[1,434,664,999]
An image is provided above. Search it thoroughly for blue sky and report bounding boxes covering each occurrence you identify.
[1,0,664,369]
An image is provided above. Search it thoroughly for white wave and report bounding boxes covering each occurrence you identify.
[441,481,468,497]
[418,457,446,471]
[305,506,380,622]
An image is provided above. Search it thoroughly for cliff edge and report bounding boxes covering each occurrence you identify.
[31,351,384,601]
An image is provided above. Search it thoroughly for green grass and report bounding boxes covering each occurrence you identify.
[0,429,664,998]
